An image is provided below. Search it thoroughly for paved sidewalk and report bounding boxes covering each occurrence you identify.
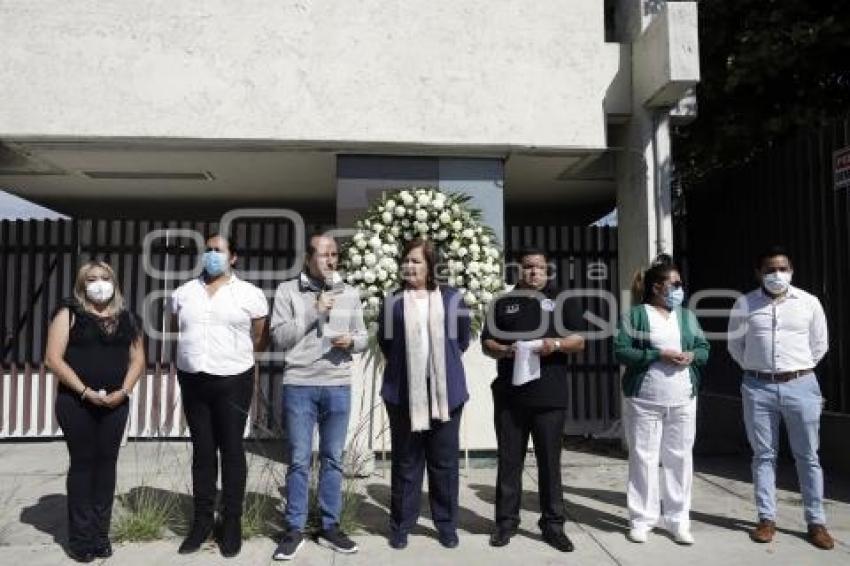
[0,440,848,565]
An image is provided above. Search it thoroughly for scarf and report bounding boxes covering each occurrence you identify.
[403,288,449,431]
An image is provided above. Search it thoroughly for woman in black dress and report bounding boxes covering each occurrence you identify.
[45,260,145,563]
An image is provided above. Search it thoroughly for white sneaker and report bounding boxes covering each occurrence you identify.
[627,528,649,543]
[673,530,694,545]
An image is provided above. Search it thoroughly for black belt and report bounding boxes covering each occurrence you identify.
[747,369,812,383]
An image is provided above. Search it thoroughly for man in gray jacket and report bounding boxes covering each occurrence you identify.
[270,233,368,561]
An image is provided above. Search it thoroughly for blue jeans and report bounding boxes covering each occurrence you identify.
[282,385,351,531]
[741,372,826,525]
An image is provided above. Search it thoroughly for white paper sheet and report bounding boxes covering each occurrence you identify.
[512,339,543,386]
[321,289,348,355]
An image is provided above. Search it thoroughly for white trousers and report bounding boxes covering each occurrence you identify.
[623,397,697,532]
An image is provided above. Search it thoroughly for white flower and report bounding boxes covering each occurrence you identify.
[403,231,413,240]
[363,271,376,284]
[364,253,377,267]
[416,222,429,233]
[433,197,445,210]
[382,212,393,223]
[350,254,363,267]
[481,235,490,245]
[377,268,388,281]
[462,228,474,239]
[449,240,460,251]
[368,285,379,294]
[464,292,478,305]
[400,191,414,205]
[390,226,401,237]
[385,199,396,209]
[395,206,406,217]
[401,219,411,227]
[452,220,463,231]
[452,204,460,213]
[415,209,428,222]
[455,275,465,286]
[372,223,384,233]
[439,211,451,224]
[430,222,440,230]
[356,238,368,249]
[448,276,456,286]
[469,243,481,255]
[368,236,381,250]
[480,291,493,303]
[417,193,431,206]
[436,229,448,241]
[368,296,380,308]
[467,261,480,273]
[353,232,366,242]
[457,247,468,257]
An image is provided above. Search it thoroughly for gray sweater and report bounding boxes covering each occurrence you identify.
[270,277,368,385]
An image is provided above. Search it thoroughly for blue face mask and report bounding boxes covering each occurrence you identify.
[202,251,229,276]
[664,286,685,309]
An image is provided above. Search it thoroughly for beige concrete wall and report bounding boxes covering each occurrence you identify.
[1,0,620,150]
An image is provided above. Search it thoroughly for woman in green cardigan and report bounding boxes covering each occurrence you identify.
[613,254,709,546]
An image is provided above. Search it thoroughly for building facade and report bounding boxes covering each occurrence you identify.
[0,1,700,449]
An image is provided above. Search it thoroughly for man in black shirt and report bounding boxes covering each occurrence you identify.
[481,247,585,552]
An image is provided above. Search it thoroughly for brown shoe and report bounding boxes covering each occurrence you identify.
[807,524,834,550]
[749,519,776,543]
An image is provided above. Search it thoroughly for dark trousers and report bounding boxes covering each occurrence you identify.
[55,390,129,553]
[386,402,463,536]
[494,394,567,532]
[179,369,254,519]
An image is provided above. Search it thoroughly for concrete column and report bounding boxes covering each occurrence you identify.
[615,0,675,311]
[335,155,502,474]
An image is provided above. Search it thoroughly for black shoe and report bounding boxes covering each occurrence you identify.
[92,541,113,558]
[317,526,358,554]
[542,528,575,552]
[489,526,516,547]
[67,548,95,563]
[178,515,214,554]
[389,531,408,549]
[218,515,242,558]
[273,529,305,561]
[438,530,459,549]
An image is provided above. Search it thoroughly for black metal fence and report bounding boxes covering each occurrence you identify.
[679,115,850,414]
[1,218,620,435]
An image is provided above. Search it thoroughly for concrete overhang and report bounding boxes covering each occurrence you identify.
[633,2,700,108]
[0,139,616,219]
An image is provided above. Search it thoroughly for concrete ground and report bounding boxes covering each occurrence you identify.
[0,439,848,565]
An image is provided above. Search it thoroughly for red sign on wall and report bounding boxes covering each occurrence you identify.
[836,147,850,191]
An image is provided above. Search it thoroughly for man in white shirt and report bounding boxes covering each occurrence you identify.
[727,246,833,550]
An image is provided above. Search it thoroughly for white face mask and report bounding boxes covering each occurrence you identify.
[762,271,792,295]
[86,280,115,303]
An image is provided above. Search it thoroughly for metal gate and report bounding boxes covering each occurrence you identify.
[1,218,619,438]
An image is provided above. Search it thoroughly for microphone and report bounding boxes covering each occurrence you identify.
[324,271,344,293]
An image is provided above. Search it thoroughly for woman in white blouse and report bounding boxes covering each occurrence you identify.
[613,254,710,545]
[170,234,269,558]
